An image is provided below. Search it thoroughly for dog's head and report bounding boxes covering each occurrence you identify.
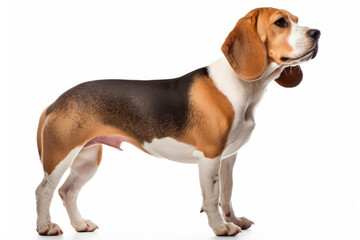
[221,7,320,87]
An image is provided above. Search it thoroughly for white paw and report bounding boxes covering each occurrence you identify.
[213,222,241,236]
[37,222,63,235]
[73,219,99,232]
[225,214,254,230]
[84,219,99,231]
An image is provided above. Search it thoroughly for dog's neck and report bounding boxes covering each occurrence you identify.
[208,57,282,113]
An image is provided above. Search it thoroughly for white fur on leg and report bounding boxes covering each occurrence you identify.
[198,153,241,236]
[220,153,253,230]
[58,146,100,232]
[36,147,82,235]
[220,154,237,206]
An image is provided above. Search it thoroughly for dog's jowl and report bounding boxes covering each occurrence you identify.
[36,7,320,236]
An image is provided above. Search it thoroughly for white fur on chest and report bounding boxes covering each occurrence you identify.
[208,58,280,158]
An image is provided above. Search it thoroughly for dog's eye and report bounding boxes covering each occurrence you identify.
[274,18,288,28]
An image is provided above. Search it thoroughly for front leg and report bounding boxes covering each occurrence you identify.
[220,153,254,230]
[198,155,241,236]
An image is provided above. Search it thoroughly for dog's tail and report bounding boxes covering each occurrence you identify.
[36,108,48,160]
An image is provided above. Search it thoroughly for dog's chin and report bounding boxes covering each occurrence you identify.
[281,43,319,65]
[310,44,318,59]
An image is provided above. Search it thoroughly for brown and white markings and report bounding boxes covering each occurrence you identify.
[36,7,319,236]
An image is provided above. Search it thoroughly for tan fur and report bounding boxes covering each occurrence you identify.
[257,8,296,64]
[36,108,47,159]
[177,75,235,158]
[222,9,267,81]
[39,109,146,174]
[97,145,103,165]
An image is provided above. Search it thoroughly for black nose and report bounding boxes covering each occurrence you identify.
[307,29,321,40]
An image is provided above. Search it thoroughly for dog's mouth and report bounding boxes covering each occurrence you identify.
[281,42,319,63]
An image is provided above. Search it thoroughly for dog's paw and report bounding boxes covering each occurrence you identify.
[226,216,254,230]
[37,222,63,235]
[213,222,241,236]
[84,219,99,231]
[73,219,99,232]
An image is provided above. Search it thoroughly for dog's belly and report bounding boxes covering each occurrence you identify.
[142,119,255,162]
[142,137,200,163]
[84,120,255,163]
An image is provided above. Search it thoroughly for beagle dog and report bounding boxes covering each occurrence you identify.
[36,7,320,236]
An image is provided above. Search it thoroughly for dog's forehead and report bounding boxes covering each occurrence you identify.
[257,8,299,24]
[281,9,299,23]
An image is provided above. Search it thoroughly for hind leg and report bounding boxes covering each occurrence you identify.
[58,145,102,232]
[36,147,82,235]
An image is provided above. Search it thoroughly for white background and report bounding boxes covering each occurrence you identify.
[2,0,360,240]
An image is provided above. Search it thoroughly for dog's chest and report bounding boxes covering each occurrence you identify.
[220,85,267,158]
[222,108,256,158]
[207,58,268,158]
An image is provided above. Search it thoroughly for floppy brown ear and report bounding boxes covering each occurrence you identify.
[221,9,267,81]
[275,66,303,88]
